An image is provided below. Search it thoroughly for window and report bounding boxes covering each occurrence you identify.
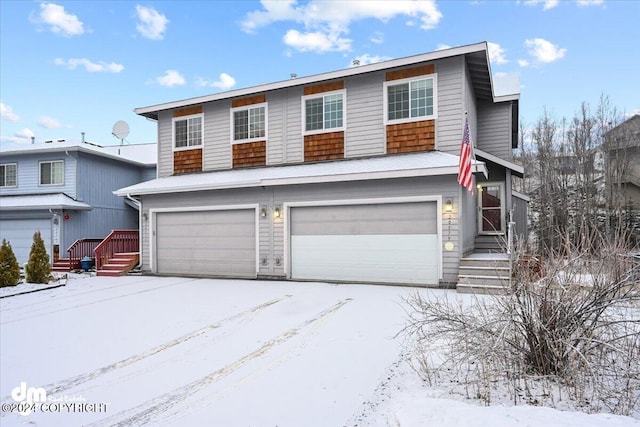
[40,160,64,185]
[174,114,202,149]
[0,163,17,187]
[384,75,437,124]
[303,90,345,134]
[231,104,266,143]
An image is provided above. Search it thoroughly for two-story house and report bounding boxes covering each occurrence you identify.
[0,139,156,265]
[604,114,640,210]
[115,42,525,288]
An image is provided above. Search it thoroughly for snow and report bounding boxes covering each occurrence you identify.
[1,275,638,426]
[0,193,92,211]
[114,151,486,196]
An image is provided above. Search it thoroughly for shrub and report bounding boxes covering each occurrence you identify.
[25,230,51,284]
[0,239,21,287]
[402,234,640,416]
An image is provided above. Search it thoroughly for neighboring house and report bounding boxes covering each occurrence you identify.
[604,114,640,209]
[115,42,525,288]
[0,140,156,265]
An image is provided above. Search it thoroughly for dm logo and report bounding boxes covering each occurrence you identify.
[11,382,47,415]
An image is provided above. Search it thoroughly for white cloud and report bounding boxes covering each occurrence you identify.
[349,53,392,67]
[54,58,124,73]
[38,116,61,129]
[135,5,169,40]
[576,0,604,6]
[283,29,352,52]
[523,0,559,11]
[524,38,567,63]
[154,70,185,87]
[196,73,236,90]
[241,1,442,53]
[369,31,384,44]
[435,43,451,51]
[31,2,85,36]
[2,128,36,144]
[1,102,20,122]
[518,59,530,67]
[487,42,508,65]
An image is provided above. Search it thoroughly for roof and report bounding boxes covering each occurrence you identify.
[115,151,487,197]
[0,193,92,211]
[135,41,519,120]
[0,141,157,167]
[475,149,524,178]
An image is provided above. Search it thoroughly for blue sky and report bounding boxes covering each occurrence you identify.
[1,0,638,148]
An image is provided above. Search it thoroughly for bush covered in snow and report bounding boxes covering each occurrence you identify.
[0,239,20,287]
[403,235,640,417]
[25,231,52,284]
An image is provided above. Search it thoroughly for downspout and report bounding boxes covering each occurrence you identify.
[126,193,143,269]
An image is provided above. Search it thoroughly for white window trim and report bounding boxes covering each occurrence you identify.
[383,74,438,125]
[0,163,17,188]
[172,113,204,152]
[229,102,268,145]
[301,89,347,136]
[39,160,64,186]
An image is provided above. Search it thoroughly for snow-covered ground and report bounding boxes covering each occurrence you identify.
[0,275,637,426]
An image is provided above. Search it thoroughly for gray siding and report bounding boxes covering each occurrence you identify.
[0,151,77,198]
[464,62,479,148]
[284,88,303,164]
[461,184,477,255]
[477,100,513,160]
[435,56,464,155]
[204,100,232,170]
[345,73,385,158]
[140,176,464,284]
[157,110,173,178]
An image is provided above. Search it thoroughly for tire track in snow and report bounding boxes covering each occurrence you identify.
[0,295,291,406]
[88,298,353,427]
[0,278,199,325]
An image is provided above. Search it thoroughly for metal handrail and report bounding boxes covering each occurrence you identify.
[94,230,139,270]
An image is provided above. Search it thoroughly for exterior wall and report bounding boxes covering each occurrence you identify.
[173,149,203,174]
[152,55,495,178]
[304,132,344,161]
[477,100,513,160]
[512,193,529,239]
[463,61,478,147]
[386,120,435,154]
[139,175,463,284]
[0,151,77,198]
[233,141,266,168]
[460,184,477,255]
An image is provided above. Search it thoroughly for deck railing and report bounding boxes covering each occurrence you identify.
[94,230,139,270]
[66,238,103,270]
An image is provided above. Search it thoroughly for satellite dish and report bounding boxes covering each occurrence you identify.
[112,120,130,145]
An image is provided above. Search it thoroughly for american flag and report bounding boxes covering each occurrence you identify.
[457,118,474,194]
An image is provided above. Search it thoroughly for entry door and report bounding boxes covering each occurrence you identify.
[478,183,505,234]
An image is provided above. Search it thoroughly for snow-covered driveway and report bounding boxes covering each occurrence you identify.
[0,275,417,426]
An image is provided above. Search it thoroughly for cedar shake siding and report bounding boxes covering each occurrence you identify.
[232,94,266,108]
[304,132,344,162]
[173,148,203,174]
[233,141,266,168]
[386,120,435,154]
[303,80,344,96]
[386,64,435,82]
[173,106,203,118]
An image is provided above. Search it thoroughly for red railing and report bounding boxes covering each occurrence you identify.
[66,238,103,270]
[94,230,139,270]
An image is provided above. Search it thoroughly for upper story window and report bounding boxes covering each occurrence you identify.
[302,90,345,134]
[231,103,267,144]
[384,75,437,124]
[0,163,17,187]
[173,114,202,150]
[40,160,64,186]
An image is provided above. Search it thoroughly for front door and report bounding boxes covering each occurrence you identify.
[478,183,505,235]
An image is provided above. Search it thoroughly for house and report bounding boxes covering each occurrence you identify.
[603,114,640,210]
[115,42,526,289]
[0,139,156,266]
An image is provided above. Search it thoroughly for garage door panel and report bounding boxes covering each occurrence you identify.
[290,202,439,285]
[0,219,52,265]
[155,209,256,277]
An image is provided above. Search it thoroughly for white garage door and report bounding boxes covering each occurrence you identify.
[155,209,256,277]
[0,218,52,265]
[290,202,439,285]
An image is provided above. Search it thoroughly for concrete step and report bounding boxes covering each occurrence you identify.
[457,274,510,287]
[458,265,510,278]
[459,258,510,269]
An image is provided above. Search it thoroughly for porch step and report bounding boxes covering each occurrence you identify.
[474,235,505,253]
[52,258,73,272]
[457,254,511,294]
[96,252,139,277]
